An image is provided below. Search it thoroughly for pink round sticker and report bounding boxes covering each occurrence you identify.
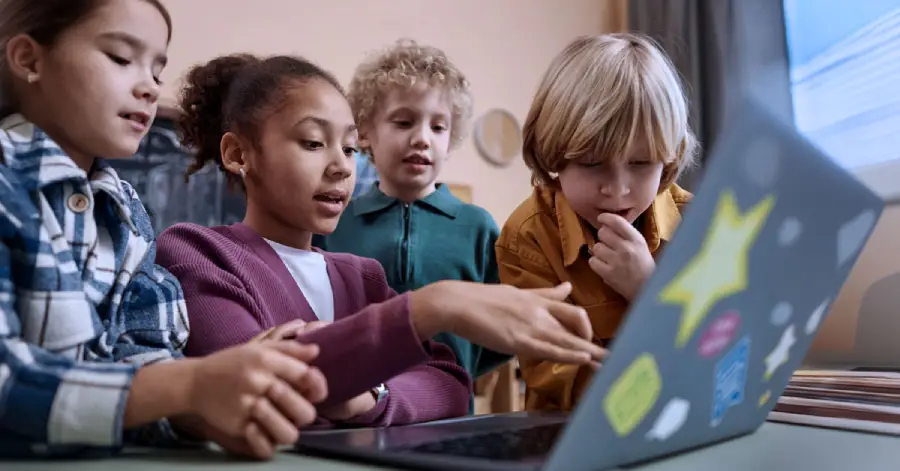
[698,311,741,358]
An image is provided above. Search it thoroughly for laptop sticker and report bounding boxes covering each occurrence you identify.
[711,335,750,427]
[777,216,802,246]
[697,310,741,358]
[769,301,793,326]
[603,353,661,437]
[743,138,780,188]
[645,397,690,441]
[837,209,876,267]
[659,190,775,347]
[763,324,797,381]
[758,390,772,407]
[805,298,831,335]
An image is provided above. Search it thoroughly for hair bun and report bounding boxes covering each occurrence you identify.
[178,54,259,177]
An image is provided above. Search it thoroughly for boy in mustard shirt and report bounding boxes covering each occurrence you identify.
[496,33,698,412]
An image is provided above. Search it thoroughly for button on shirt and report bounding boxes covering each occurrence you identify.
[0,115,189,456]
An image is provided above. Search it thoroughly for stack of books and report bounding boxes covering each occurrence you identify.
[768,370,900,435]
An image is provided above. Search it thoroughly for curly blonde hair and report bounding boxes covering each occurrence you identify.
[347,39,473,157]
[523,33,698,190]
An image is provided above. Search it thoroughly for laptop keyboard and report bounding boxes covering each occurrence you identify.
[404,422,564,461]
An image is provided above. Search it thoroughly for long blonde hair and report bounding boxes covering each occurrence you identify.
[522,33,697,189]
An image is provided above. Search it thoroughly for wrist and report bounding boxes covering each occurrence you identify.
[409,283,451,339]
[124,359,196,429]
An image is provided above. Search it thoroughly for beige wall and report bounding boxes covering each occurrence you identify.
[158,0,625,223]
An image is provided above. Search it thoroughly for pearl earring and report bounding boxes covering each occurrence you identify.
[239,168,246,179]
[26,72,38,84]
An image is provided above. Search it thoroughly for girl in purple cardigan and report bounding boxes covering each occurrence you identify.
[156,54,605,438]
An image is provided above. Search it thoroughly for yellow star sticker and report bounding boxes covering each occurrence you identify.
[660,190,775,348]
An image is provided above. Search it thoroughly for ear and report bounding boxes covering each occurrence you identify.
[357,122,373,150]
[658,162,680,193]
[357,135,370,151]
[220,132,248,176]
[6,34,43,82]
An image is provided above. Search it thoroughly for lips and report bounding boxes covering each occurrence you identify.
[601,209,631,218]
[120,112,150,127]
[402,154,432,166]
[313,189,348,204]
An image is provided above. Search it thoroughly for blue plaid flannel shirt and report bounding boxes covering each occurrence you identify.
[0,115,190,457]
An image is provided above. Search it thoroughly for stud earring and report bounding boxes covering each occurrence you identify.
[239,168,246,179]
[26,72,38,84]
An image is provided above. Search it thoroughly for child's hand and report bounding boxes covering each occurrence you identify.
[186,341,328,459]
[411,281,607,365]
[251,319,332,342]
[589,212,656,300]
[320,390,378,422]
[262,319,369,422]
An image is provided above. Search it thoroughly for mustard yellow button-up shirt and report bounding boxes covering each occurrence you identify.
[496,184,692,411]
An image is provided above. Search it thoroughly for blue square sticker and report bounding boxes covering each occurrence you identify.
[711,335,750,426]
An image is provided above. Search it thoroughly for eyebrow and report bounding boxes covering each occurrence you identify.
[387,106,449,120]
[99,31,168,67]
[295,116,357,134]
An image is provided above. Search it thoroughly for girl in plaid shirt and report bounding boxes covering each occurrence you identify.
[0,0,327,460]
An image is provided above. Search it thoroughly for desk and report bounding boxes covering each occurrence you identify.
[1,423,897,471]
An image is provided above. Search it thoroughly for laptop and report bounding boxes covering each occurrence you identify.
[294,97,885,470]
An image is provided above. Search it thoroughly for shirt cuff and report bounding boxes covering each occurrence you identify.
[45,364,137,447]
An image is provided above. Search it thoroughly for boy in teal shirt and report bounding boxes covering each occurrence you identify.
[316,39,511,406]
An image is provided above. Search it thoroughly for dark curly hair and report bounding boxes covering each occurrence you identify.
[0,0,172,117]
[177,53,343,189]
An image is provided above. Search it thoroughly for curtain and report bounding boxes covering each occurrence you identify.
[628,0,794,189]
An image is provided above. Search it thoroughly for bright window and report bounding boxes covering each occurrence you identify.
[783,0,900,170]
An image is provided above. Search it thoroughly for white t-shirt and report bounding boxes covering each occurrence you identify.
[264,239,334,322]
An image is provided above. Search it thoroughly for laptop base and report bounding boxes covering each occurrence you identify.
[294,412,567,471]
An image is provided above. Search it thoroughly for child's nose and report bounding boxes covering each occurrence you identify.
[133,78,160,103]
[328,151,354,178]
[600,176,630,197]
[410,125,431,149]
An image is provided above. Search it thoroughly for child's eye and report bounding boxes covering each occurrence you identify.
[579,161,601,168]
[432,125,447,133]
[106,53,130,66]
[630,161,651,167]
[301,140,324,150]
[394,120,412,128]
[343,146,357,156]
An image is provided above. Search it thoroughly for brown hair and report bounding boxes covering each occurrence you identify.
[522,33,697,190]
[0,0,172,116]
[347,39,473,158]
[178,53,342,189]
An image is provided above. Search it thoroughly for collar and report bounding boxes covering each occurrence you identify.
[556,192,597,268]
[0,114,133,222]
[352,183,463,218]
[558,185,684,268]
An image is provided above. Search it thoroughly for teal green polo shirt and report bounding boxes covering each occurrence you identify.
[316,184,512,391]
